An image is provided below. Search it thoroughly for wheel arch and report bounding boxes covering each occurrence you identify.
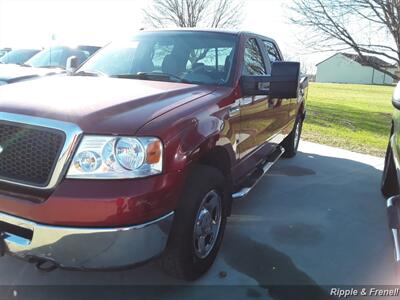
[197,145,234,216]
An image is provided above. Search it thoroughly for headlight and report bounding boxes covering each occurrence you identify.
[67,135,163,179]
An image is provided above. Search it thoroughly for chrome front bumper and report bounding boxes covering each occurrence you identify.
[0,211,174,269]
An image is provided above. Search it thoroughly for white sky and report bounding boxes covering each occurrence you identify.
[0,0,333,71]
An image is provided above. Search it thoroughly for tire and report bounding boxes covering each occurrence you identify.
[381,140,399,198]
[281,114,303,158]
[160,165,228,280]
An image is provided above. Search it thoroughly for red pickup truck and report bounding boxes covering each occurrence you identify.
[0,29,307,280]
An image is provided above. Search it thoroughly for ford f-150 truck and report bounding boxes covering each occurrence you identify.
[0,29,307,280]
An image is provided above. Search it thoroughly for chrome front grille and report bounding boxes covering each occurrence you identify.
[0,122,65,186]
[0,112,82,189]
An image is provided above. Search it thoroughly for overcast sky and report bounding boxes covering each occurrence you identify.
[0,0,336,71]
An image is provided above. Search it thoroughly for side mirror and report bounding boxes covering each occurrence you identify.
[269,62,300,98]
[393,82,400,110]
[66,56,80,74]
[240,62,300,98]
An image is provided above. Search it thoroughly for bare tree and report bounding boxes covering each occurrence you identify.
[290,0,400,80]
[143,0,244,29]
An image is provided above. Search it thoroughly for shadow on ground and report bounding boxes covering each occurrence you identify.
[223,231,333,300]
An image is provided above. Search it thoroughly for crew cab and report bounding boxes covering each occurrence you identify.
[0,45,100,85]
[0,29,307,280]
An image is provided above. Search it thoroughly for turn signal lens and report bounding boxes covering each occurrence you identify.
[146,140,162,164]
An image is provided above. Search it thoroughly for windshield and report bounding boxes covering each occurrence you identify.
[78,32,237,85]
[0,49,39,64]
[25,46,98,69]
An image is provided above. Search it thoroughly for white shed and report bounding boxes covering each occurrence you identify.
[316,53,396,85]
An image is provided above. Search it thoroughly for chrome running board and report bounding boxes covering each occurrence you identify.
[387,196,400,264]
[232,146,285,200]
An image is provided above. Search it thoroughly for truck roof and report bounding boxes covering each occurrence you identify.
[139,28,275,42]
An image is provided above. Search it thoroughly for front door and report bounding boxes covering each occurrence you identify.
[261,39,294,142]
[236,37,276,175]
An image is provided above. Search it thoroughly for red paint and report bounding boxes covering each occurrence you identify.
[0,31,306,227]
[0,171,186,227]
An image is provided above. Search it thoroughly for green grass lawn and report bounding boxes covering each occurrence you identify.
[302,82,395,157]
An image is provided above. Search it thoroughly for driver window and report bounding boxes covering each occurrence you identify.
[243,38,266,76]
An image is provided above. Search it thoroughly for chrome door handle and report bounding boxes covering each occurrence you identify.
[240,97,253,106]
[229,106,240,117]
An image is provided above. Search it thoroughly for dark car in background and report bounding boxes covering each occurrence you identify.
[381,81,400,278]
[0,45,100,85]
[0,49,40,65]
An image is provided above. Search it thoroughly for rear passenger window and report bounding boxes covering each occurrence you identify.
[243,38,266,76]
[263,40,281,63]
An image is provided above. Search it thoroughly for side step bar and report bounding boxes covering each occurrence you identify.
[232,146,285,200]
[387,196,400,265]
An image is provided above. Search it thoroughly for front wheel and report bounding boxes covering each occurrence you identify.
[281,114,303,158]
[160,165,228,280]
[381,140,399,197]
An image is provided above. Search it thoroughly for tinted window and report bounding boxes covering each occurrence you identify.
[79,32,237,86]
[263,40,281,63]
[243,38,266,76]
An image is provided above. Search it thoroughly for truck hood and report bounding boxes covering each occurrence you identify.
[0,64,63,82]
[0,76,216,134]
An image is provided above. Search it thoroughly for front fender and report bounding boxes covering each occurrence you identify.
[162,109,236,172]
[137,87,237,173]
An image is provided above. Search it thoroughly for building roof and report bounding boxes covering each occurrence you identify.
[317,52,396,68]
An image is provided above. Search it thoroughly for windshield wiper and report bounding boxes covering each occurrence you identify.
[113,72,190,83]
[73,70,97,77]
[73,70,105,77]
[18,63,32,67]
[37,65,64,69]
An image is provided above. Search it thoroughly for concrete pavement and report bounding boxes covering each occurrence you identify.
[0,141,396,299]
